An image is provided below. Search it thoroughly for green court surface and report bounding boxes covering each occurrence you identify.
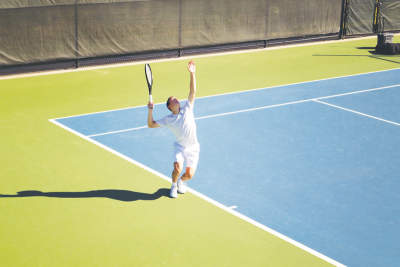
[1,36,399,266]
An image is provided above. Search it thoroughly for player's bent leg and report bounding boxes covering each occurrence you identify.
[172,162,183,183]
[178,167,196,194]
[181,167,196,181]
[170,162,183,198]
[181,146,199,183]
[173,148,185,184]
[175,145,199,195]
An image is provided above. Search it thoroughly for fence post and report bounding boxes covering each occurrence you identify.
[178,0,182,49]
[265,0,269,45]
[373,1,383,33]
[75,0,79,68]
[339,0,349,39]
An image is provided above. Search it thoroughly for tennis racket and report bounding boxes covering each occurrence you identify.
[144,63,153,108]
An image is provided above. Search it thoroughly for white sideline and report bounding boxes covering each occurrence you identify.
[49,118,347,267]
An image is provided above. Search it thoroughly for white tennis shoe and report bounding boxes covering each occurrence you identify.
[170,184,178,198]
[177,178,187,194]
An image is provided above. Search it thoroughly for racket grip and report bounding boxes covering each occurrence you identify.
[149,95,153,102]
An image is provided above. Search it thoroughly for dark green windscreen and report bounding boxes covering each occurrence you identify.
[379,0,400,32]
[0,0,344,66]
[346,0,400,34]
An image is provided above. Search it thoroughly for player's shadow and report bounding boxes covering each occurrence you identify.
[313,49,400,65]
[0,188,170,202]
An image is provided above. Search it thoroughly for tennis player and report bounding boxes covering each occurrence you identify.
[147,61,199,198]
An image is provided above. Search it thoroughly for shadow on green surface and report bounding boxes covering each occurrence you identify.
[313,53,400,65]
[356,47,376,49]
[0,188,170,202]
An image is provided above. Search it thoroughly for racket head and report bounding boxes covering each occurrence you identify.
[145,63,153,95]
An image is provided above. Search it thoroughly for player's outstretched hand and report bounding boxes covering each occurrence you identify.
[148,101,154,110]
[188,60,195,74]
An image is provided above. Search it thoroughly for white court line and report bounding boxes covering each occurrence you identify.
[195,83,399,122]
[50,67,400,121]
[84,83,400,137]
[313,100,400,126]
[87,126,148,137]
[86,99,318,138]
[195,99,312,120]
[315,84,400,100]
[49,118,346,267]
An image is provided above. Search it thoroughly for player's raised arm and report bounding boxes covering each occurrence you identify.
[187,61,196,105]
[147,101,160,128]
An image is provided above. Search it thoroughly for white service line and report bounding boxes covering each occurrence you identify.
[84,99,313,137]
[49,118,346,267]
[313,100,400,126]
[315,84,400,101]
[195,99,312,120]
[87,126,148,137]
[82,83,400,137]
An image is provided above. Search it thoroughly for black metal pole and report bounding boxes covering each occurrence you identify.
[75,0,79,68]
[265,0,269,47]
[373,1,383,33]
[339,0,348,39]
[178,0,182,51]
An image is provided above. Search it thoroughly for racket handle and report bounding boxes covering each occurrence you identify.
[149,95,153,102]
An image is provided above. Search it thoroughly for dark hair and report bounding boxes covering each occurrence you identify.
[166,96,172,111]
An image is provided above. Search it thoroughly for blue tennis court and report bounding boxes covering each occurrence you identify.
[52,68,400,267]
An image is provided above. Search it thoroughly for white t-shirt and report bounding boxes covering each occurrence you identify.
[156,101,199,150]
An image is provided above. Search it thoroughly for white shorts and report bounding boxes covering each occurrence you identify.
[173,144,200,169]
